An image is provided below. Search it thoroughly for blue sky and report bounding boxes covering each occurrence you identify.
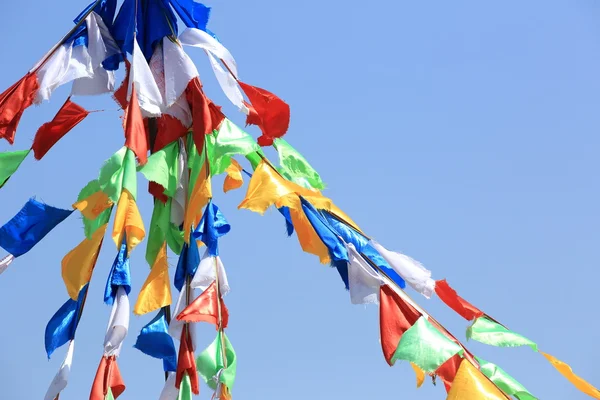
[1,0,599,399]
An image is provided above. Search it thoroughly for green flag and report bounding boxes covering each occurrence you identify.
[392,316,463,372]
[187,133,206,197]
[145,199,183,266]
[467,317,537,350]
[197,332,237,390]
[105,389,115,400]
[245,151,264,171]
[138,141,179,197]
[77,180,113,239]
[274,138,325,190]
[178,373,193,400]
[98,147,137,202]
[208,119,260,176]
[0,149,30,188]
[476,357,537,400]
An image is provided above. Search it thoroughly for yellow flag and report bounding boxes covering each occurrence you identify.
[239,160,328,215]
[223,158,244,193]
[184,159,212,241]
[540,352,600,399]
[73,190,113,220]
[410,363,426,388]
[134,243,172,315]
[112,189,146,254]
[62,224,108,300]
[447,359,508,400]
[290,207,330,264]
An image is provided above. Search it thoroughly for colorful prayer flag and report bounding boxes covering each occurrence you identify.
[274,138,325,190]
[435,279,484,321]
[0,149,30,188]
[176,281,229,329]
[197,332,237,390]
[467,317,537,350]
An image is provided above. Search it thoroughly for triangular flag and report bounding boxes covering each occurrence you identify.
[0,149,30,188]
[112,189,145,253]
[447,359,507,400]
[191,250,230,296]
[176,281,229,329]
[135,242,172,315]
[0,72,38,144]
[176,328,200,395]
[98,147,138,203]
[133,310,177,372]
[346,243,383,305]
[207,119,260,175]
[435,354,463,392]
[435,279,484,321]
[184,160,212,240]
[540,352,600,399]
[476,356,537,400]
[274,138,325,190]
[163,37,199,108]
[223,158,244,193]
[186,77,225,152]
[197,332,237,390]
[32,98,89,160]
[124,85,149,164]
[467,317,537,350]
[89,356,126,400]
[129,38,163,117]
[169,285,198,348]
[45,285,87,359]
[193,201,230,257]
[44,340,75,400]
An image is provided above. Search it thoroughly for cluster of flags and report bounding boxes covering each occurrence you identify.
[0,0,598,399]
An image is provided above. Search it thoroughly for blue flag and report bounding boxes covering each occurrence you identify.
[278,206,294,236]
[0,198,73,258]
[45,285,88,358]
[134,309,177,372]
[193,201,230,256]
[104,237,131,305]
[169,0,211,31]
[174,230,200,291]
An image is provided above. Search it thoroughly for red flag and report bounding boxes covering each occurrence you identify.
[124,85,149,165]
[435,354,462,392]
[379,284,421,365]
[153,114,188,152]
[90,356,126,400]
[32,98,89,160]
[186,77,224,152]
[113,61,131,110]
[238,81,290,147]
[176,327,200,395]
[435,279,484,321]
[176,281,229,329]
[0,73,39,144]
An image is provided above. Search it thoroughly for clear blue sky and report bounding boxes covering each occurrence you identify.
[1,1,599,399]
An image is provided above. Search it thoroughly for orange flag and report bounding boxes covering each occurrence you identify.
[89,356,126,400]
[112,189,145,254]
[134,242,172,315]
[447,359,508,400]
[379,285,421,365]
[124,84,148,165]
[176,281,229,329]
[176,328,199,395]
[540,352,600,399]
[223,159,244,193]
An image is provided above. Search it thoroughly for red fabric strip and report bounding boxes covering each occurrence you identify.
[0,73,39,144]
[176,327,200,395]
[176,281,229,329]
[90,356,126,400]
[124,85,149,165]
[435,279,484,321]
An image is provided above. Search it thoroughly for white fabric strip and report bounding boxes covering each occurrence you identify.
[0,254,15,275]
[103,287,130,357]
[346,243,383,305]
[44,340,75,400]
[369,240,436,299]
[168,284,198,351]
[159,371,179,400]
[171,138,189,227]
[191,249,230,296]
[163,37,199,108]
[129,38,164,117]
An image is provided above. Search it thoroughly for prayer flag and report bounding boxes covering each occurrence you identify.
[435,279,484,321]
[176,281,229,329]
[135,242,172,315]
[0,149,29,188]
[447,359,507,400]
[467,317,537,350]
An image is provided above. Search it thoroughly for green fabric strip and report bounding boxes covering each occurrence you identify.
[392,316,463,373]
[476,356,537,400]
[274,138,325,190]
[178,373,193,400]
[105,389,115,400]
[98,147,137,202]
[187,133,206,197]
[77,179,112,240]
[197,332,237,390]
[0,149,30,188]
[138,141,179,197]
[145,199,183,266]
[467,317,538,351]
[208,119,260,176]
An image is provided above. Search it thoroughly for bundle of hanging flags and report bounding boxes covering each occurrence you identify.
[0,0,598,399]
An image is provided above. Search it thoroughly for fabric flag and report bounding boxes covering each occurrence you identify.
[176,328,200,395]
[540,352,600,399]
[163,37,199,109]
[0,149,30,188]
[159,372,179,400]
[435,279,484,321]
[112,189,145,253]
[288,203,331,265]
[193,201,231,256]
[145,198,184,265]
[176,281,229,329]
[0,72,38,144]
[435,354,463,392]
[74,180,113,239]
[184,159,213,240]
[128,37,163,117]
[186,77,225,152]
[370,240,435,298]
[447,359,509,400]
[104,238,131,305]
[178,373,194,400]
[224,158,244,193]
[410,363,426,389]
[139,141,179,199]
[169,285,198,349]
[379,284,421,365]
[278,206,295,236]
[207,119,260,176]
[191,249,230,296]
[392,316,463,372]
[62,224,107,300]
[32,98,90,160]
[0,254,14,275]
[44,340,75,400]
[467,317,537,350]
[476,357,537,400]
[98,147,138,202]
[135,242,173,315]
[104,286,130,357]
[346,243,383,304]
[89,356,126,400]
[172,139,189,226]
[0,198,73,257]
[174,233,201,291]
[237,81,290,146]
[274,138,325,190]
[134,309,178,372]
[170,0,211,31]
[45,285,88,358]
[197,332,237,390]
[124,85,149,164]
[179,28,248,114]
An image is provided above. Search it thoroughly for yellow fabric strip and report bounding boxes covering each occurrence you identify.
[112,189,146,254]
[411,363,426,388]
[134,243,172,315]
[184,159,212,241]
[447,359,508,400]
[73,190,113,220]
[290,207,331,264]
[540,351,600,399]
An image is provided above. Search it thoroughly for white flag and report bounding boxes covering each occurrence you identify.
[129,38,163,117]
[159,371,179,400]
[369,240,436,298]
[163,37,199,108]
[171,138,189,227]
[0,254,14,275]
[346,244,383,305]
[168,285,197,350]
[104,286,130,357]
[44,340,75,400]
[191,249,230,296]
